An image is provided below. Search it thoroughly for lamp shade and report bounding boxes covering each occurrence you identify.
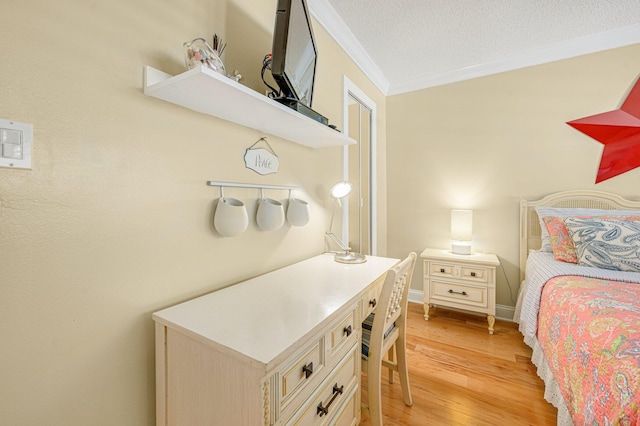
[329,181,353,199]
[451,209,473,241]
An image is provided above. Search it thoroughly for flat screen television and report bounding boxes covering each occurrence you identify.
[271,0,318,110]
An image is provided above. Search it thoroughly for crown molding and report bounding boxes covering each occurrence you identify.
[309,0,640,97]
[388,24,640,95]
[308,0,390,95]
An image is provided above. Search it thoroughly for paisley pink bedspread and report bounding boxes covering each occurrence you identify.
[538,276,640,425]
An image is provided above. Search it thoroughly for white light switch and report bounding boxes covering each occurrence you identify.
[0,118,32,169]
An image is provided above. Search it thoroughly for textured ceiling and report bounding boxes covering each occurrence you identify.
[310,0,640,94]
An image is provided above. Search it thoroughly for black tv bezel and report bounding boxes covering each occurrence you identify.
[271,0,318,108]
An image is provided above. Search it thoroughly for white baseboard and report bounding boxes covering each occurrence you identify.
[495,305,516,322]
[408,288,424,305]
[408,289,515,322]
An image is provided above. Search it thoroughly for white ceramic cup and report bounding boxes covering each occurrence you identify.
[213,197,249,237]
[256,198,285,231]
[286,198,310,226]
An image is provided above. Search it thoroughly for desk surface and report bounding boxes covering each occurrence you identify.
[153,253,399,367]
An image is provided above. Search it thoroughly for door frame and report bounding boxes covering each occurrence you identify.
[342,76,377,255]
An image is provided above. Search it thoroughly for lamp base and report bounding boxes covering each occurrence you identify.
[334,251,367,264]
[451,242,471,255]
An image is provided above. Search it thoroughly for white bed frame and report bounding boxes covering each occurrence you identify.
[519,189,640,282]
[519,190,640,425]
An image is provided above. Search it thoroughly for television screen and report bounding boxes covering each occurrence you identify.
[271,0,317,108]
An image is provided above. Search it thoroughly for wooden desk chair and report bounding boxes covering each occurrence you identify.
[361,252,416,426]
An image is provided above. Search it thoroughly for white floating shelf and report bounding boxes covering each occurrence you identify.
[143,66,356,149]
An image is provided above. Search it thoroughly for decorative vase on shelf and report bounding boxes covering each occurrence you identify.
[183,37,226,76]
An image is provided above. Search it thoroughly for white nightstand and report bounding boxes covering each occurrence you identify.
[420,248,500,334]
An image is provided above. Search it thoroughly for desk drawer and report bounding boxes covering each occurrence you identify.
[288,344,358,426]
[326,307,359,380]
[329,385,358,426]
[328,311,355,356]
[361,278,384,319]
[280,337,325,407]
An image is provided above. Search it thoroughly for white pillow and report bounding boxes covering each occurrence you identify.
[564,216,640,272]
[535,206,640,252]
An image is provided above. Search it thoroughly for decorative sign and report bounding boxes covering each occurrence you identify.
[244,137,279,175]
[567,77,640,183]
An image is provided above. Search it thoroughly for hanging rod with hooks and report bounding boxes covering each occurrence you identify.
[206,181,299,191]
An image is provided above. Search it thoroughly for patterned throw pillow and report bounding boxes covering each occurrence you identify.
[542,216,578,263]
[542,215,640,264]
[534,206,640,253]
[564,217,640,272]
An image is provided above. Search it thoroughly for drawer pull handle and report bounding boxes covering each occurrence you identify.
[448,289,468,296]
[471,272,476,277]
[317,383,344,417]
[302,362,313,379]
[343,325,352,337]
[369,298,377,308]
[440,268,445,273]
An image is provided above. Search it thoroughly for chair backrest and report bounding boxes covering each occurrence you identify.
[370,252,417,348]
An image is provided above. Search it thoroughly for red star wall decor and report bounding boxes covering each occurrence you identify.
[567,77,640,183]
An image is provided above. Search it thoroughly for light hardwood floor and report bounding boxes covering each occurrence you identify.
[360,302,557,425]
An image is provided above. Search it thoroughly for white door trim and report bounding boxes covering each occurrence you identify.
[342,76,377,255]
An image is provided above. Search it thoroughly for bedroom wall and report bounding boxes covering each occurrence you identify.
[0,0,387,424]
[386,43,640,316]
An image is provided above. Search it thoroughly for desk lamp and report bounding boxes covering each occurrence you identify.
[326,181,366,264]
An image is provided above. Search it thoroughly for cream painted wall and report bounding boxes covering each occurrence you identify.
[0,0,386,424]
[313,25,389,255]
[387,44,640,311]
[7,0,636,422]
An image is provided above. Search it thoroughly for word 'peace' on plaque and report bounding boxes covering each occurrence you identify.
[244,137,279,175]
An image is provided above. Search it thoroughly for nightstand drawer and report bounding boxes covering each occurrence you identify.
[431,280,487,308]
[460,266,489,283]
[421,248,499,334]
[430,261,490,284]
[430,262,455,277]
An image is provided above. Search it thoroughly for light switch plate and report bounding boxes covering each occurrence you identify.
[0,118,32,169]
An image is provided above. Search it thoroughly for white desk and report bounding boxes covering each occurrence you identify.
[153,253,398,425]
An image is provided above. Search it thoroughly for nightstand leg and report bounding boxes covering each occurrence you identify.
[424,304,432,321]
[487,315,495,335]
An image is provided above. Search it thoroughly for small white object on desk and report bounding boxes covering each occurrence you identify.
[420,248,500,334]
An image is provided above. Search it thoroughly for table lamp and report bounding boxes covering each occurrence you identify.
[451,209,473,255]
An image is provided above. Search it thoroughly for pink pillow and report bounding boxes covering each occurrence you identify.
[542,215,640,263]
[542,216,578,263]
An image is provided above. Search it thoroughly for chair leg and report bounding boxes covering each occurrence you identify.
[368,354,384,426]
[396,335,413,407]
[387,345,395,384]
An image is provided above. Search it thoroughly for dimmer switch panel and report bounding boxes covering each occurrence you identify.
[0,118,32,169]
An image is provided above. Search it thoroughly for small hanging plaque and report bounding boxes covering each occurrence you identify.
[244,137,279,175]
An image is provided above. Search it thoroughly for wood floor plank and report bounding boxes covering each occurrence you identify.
[360,303,557,425]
